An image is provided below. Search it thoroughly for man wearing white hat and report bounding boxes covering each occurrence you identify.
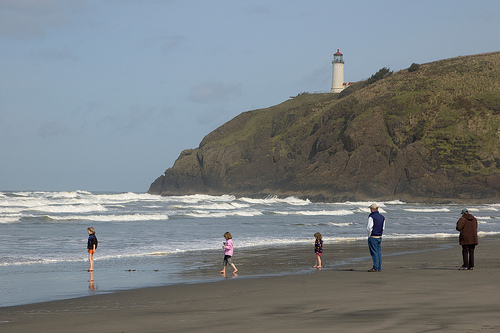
[367,204,385,272]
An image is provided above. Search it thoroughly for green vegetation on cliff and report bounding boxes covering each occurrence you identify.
[149,52,500,202]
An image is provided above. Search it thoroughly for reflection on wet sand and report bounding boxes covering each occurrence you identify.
[88,271,97,291]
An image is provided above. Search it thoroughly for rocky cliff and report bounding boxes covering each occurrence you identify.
[148,52,500,202]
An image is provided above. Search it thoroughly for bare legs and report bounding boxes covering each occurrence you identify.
[314,254,322,269]
[220,263,238,276]
[88,251,94,272]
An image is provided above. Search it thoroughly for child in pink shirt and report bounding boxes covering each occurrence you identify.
[220,231,238,276]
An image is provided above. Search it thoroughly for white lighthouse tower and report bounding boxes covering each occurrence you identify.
[330,49,344,93]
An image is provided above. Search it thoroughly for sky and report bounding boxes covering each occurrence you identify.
[1,0,499,193]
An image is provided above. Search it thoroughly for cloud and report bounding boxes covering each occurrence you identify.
[194,107,227,126]
[188,81,242,104]
[91,104,175,135]
[0,0,85,39]
[126,105,155,129]
[125,105,175,132]
[138,34,188,56]
[38,119,69,138]
[160,35,187,55]
[299,64,331,92]
[244,4,272,15]
[30,45,80,61]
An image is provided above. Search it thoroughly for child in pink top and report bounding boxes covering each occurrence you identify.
[220,231,238,276]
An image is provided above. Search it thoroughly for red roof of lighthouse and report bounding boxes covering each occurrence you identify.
[334,49,343,56]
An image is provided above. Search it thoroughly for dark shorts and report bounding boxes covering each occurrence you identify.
[223,255,233,266]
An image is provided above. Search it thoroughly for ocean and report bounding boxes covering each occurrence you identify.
[1,190,499,307]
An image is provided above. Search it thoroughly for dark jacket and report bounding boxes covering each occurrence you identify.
[87,234,98,250]
[456,213,478,245]
[315,239,323,254]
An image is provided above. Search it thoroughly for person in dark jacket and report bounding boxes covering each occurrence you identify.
[87,227,98,272]
[367,204,385,272]
[456,209,478,270]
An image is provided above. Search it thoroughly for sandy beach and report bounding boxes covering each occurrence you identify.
[2,236,499,333]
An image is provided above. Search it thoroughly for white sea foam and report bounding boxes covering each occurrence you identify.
[96,249,186,261]
[0,197,50,208]
[0,215,21,223]
[0,207,24,214]
[352,207,387,214]
[45,191,88,199]
[91,192,168,204]
[325,236,365,242]
[47,213,170,222]
[272,209,353,216]
[333,201,390,207]
[239,197,272,204]
[475,216,493,220]
[236,237,311,248]
[240,196,310,206]
[0,249,189,267]
[328,222,354,227]
[29,204,108,213]
[404,208,451,213]
[151,251,176,256]
[478,231,500,236]
[383,200,406,205]
[176,202,250,210]
[292,221,354,227]
[10,192,32,197]
[388,232,455,239]
[185,210,263,218]
[167,194,237,204]
[0,256,87,266]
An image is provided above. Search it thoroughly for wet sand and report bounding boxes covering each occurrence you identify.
[1,237,499,332]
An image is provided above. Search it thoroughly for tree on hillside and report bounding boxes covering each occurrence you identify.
[408,63,420,72]
[367,67,393,84]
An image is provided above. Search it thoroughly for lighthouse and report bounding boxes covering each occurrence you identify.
[330,49,344,93]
